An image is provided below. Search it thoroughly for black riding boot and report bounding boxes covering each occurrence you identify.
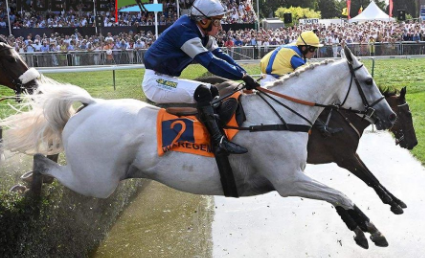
[314,119,343,137]
[194,85,247,155]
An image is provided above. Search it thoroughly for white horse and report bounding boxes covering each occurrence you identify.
[1,47,396,248]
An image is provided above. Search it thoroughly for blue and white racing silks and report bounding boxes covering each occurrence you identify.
[144,15,246,80]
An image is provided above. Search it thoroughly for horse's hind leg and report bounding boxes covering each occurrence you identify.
[26,154,47,198]
[28,154,117,198]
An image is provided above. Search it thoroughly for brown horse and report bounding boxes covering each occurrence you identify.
[307,87,417,214]
[0,37,39,95]
[198,76,417,215]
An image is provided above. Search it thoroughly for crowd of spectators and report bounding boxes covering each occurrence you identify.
[1,19,425,56]
[0,0,256,28]
[214,20,425,48]
[2,0,425,57]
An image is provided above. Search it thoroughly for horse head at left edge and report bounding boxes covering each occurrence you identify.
[0,37,40,96]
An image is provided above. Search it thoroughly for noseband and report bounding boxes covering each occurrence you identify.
[339,61,385,119]
[0,44,27,96]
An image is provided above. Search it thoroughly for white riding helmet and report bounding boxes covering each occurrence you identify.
[190,0,226,20]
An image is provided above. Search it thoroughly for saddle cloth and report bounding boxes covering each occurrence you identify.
[156,94,241,157]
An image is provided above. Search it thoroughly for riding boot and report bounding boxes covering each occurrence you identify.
[314,119,343,137]
[199,105,248,154]
[194,85,247,155]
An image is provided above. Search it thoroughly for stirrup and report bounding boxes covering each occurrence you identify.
[216,136,248,155]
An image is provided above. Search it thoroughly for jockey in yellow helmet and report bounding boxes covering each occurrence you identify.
[260,31,342,137]
[260,31,323,84]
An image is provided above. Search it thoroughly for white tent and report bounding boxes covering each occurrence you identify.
[349,1,395,23]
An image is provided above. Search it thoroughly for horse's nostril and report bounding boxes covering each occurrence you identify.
[389,113,397,122]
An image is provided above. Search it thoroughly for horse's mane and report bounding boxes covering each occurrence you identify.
[268,59,337,88]
[0,35,9,45]
[380,86,398,97]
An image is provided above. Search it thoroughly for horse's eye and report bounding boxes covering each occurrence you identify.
[365,78,373,85]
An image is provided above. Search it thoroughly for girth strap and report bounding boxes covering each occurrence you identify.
[226,124,311,133]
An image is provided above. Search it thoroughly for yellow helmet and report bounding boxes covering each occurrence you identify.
[296,31,323,47]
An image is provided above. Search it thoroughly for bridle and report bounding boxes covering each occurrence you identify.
[219,59,387,133]
[338,60,385,120]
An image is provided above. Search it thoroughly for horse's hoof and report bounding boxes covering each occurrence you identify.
[397,200,407,209]
[353,228,369,249]
[9,184,27,194]
[391,205,404,215]
[21,171,33,183]
[370,234,389,247]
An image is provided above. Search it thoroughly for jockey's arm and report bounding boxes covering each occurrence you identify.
[211,48,247,73]
[194,52,245,80]
[180,37,245,80]
[290,55,306,70]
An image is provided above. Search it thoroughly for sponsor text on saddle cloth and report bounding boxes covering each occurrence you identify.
[157,93,241,157]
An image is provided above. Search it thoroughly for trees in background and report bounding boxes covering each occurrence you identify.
[259,0,417,20]
[275,6,321,25]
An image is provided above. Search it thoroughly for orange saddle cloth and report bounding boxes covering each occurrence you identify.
[156,109,239,157]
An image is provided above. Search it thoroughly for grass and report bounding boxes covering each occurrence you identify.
[0,59,424,256]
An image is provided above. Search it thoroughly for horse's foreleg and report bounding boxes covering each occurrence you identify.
[379,184,407,209]
[273,172,388,248]
[353,154,405,214]
[335,206,368,249]
[336,154,404,214]
[347,205,388,247]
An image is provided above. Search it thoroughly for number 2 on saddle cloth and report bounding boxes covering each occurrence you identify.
[156,93,243,157]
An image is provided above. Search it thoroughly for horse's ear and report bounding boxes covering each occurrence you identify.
[340,48,346,59]
[343,45,353,62]
[400,86,407,101]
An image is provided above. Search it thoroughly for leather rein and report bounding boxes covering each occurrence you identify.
[224,60,386,133]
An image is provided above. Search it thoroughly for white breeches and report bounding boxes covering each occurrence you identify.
[142,69,211,104]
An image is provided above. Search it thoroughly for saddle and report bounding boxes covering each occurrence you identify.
[150,86,244,126]
[165,96,245,127]
[156,92,245,158]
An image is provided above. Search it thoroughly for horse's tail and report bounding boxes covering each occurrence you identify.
[0,76,96,155]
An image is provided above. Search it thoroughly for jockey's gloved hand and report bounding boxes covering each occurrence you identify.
[242,75,260,90]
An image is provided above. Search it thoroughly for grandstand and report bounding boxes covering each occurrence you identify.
[2,0,425,67]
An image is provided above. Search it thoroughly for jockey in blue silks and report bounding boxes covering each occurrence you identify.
[142,0,260,155]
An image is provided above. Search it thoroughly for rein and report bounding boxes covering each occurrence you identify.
[224,60,385,134]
